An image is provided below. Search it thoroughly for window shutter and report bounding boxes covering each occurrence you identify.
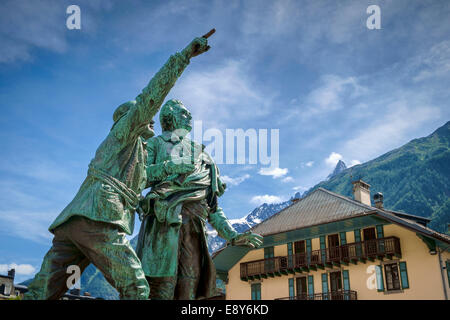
[289,278,295,298]
[287,242,293,268]
[399,262,410,289]
[340,232,347,245]
[308,275,314,299]
[320,236,326,263]
[376,225,384,238]
[354,229,362,256]
[375,265,384,292]
[306,239,312,264]
[264,247,274,272]
[446,261,450,288]
[321,273,329,300]
[343,270,350,290]
[354,229,361,242]
[376,225,385,253]
[251,283,261,300]
[342,270,350,300]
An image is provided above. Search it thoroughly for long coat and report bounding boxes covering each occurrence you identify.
[136,133,238,298]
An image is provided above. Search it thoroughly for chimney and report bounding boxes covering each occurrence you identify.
[373,192,384,209]
[8,269,15,279]
[352,179,371,206]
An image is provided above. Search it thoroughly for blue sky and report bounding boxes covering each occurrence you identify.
[1,0,450,282]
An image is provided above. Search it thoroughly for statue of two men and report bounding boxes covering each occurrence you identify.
[24,30,262,300]
[135,99,262,299]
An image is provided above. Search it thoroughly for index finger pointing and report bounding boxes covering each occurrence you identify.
[202,28,216,39]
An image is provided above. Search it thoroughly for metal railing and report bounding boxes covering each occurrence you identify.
[240,237,401,279]
[276,290,357,300]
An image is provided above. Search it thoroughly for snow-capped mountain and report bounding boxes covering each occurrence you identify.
[206,196,300,253]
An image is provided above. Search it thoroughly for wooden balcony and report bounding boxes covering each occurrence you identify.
[276,290,357,300]
[240,236,401,281]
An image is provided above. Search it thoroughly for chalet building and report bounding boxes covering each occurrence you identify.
[213,180,450,300]
[0,268,101,300]
[0,269,21,300]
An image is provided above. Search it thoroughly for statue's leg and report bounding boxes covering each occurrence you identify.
[174,215,202,300]
[23,222,89,300]
[66,216,149,300]
[147,276,177,300]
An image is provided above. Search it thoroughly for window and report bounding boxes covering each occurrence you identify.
[384,263,401,291]
[296,277,307,298]
[251,283,261,300]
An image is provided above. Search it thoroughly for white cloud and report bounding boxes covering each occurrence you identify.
[170,60,275,129]
[0,0,111,64]
[250,195,284,206]
[221,174,250,186]
[293,186,308,192]
[258,167,288,179]
[282,176,294,183]
[305,75,366,117]
[325,152,343,167]
[305,161,314,167]
[350,160,361,167]
[0,263,36,276]
[343,100,441,161]
[412,40,450,82]
[0,209,55,244]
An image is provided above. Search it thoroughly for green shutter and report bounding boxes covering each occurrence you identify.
[342,270,350,300]
[339,232,347,245]
[320,236,326,263]
[251,283,261,300]
[308,275,314,299]
[375,265,384,292]
[306,239,312,264]
[376,225,385,253]
[376,225,384,238]
[354,229,361,241]
[264,246,274,258]
[264,247,274,271]
[321,273,329,300]
[446,261,450,288]
[399,262,409,289]
[289,278,295,298]
[343,270,350,290]
[287,243,293,268]
[354,229,362,256]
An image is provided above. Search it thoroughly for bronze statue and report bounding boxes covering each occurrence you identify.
[23,31,213,300]
[136,99,263,300]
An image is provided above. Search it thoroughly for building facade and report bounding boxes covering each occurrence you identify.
[0,269,22,300]
[213,181,450,300]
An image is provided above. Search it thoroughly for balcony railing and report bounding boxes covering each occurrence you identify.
[276,290,357,300]
[240,236,401,280]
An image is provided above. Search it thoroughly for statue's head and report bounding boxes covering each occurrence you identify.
[160,99,192,134]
